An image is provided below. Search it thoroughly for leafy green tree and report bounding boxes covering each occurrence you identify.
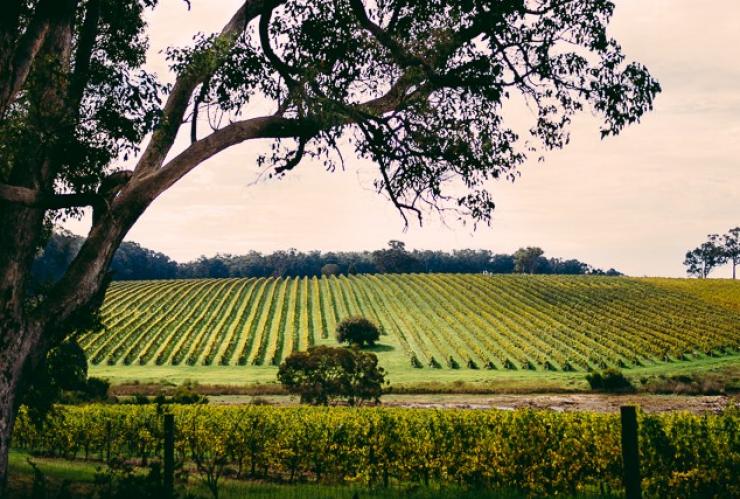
[722,227,739,279]
[0,0,660,484]
[513,247,545,274]
[277,346,386,405]
[684,234,726,278]
[372,240,422,273]
[336,316,381,347]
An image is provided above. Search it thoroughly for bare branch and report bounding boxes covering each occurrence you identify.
[273,136,307,174]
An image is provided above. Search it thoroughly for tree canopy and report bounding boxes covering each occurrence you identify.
[336,316,381,347]
[277,346,386,405]
[684,228,739,279]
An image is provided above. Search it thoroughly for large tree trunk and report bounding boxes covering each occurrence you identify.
[0,321,44,491]
[0,205,138,488]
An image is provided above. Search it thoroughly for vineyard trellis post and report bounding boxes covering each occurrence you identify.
[620,406,642,499]
[164,413,175,498]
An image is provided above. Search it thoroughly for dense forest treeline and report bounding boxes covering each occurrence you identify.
[33,232,620,284]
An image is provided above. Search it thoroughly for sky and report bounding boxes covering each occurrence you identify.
[64,0,740,277]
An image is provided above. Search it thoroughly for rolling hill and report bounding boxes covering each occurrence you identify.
[81,275,740,379]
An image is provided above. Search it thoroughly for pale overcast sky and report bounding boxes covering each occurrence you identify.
[64,0,740,277]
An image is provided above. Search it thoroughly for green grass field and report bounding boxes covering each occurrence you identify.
[83,275,740,386]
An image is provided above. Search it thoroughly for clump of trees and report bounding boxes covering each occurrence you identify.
[684,227,739,278]
[35,233,619,282]
[32,230,178,287]
[277,346,386,406]
[336,317,381,347]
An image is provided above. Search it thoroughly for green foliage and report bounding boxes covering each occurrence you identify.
[372,241,423,274]
[22,340,89,424]
[152,386,208,406]
[684,234,727,278]
[81,275,740,372]
[1,0,163,205]
[12,405,740,497]
[586,369,634,392]
[277,346,385,405]
[335,316,381,347]
[513,247,545,274]
[93,457,171,499]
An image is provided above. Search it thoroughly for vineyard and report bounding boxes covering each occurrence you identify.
[12,404,739,497]
[79,275,740,373]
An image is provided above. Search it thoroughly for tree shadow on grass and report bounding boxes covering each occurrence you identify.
[364,343,395,353]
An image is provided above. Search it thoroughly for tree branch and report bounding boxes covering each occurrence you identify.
[259,2,299,89]
[133,0,271,176]
[67,0,101,112]
[0,170,131,210]
[348,0,427,69]
[0,0,56,115]
[0,183,100,209]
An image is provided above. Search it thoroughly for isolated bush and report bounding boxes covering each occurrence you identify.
[586,368,634,392]
[335,316,381,347]
[277,346,386,405]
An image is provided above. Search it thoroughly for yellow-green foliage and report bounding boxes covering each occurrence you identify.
[80,275,740,370]
[13,405,738,497]
[644,277,740,314]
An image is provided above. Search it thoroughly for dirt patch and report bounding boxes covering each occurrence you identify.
[209,393,737,413]
[380,393,737,413]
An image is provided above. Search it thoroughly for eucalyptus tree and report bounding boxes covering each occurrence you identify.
[684,234,727,278]
[722,227,739,279]
[0,0,659,483]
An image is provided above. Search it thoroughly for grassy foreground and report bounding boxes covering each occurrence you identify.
[7,450,604,499]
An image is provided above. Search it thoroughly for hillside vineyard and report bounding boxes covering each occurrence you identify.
[80,275,740,370]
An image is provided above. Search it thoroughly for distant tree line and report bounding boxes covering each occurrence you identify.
[683,227,739,279]
[33,233,620,284]
[31,230,178,287]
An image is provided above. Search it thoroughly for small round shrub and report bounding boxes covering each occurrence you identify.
[336,316,381,347]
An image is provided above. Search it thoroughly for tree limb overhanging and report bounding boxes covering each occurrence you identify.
[0,0,661,487]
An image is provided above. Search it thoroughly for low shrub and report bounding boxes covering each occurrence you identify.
[586,368,634,392]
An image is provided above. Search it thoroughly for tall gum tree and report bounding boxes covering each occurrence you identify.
[0,0,660,485]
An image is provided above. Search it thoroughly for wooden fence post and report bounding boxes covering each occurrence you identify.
[620,406,641,499]
[163,413,175,498]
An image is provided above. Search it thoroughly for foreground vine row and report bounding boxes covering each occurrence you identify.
[80,275,740,370]
[13,405,738,497]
